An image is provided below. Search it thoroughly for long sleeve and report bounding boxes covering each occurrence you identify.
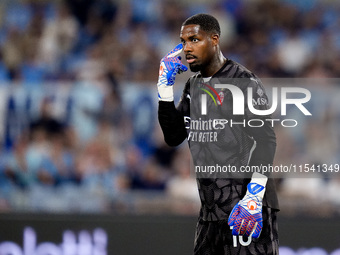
[158,101,187,146]
[243,77,279,210]
[247,122,276,167]
[158,80,191,147]
[244,77,277,167]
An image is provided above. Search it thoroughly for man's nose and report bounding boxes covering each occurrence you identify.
[183,42,192,53]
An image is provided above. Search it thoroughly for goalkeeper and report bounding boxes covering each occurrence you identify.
[157,14,279,254]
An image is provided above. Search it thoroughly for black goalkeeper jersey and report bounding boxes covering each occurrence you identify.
[158,59,279,221]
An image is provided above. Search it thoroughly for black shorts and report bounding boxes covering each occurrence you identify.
[194,207,279,255]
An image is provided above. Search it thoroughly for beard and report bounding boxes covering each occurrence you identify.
[189,63,202,73]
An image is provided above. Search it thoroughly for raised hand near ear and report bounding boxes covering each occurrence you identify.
[157,44,188,101]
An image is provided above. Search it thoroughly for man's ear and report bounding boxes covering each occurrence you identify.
[211,33,219,46]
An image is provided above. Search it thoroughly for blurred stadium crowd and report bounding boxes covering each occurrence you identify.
[0,0,340,214]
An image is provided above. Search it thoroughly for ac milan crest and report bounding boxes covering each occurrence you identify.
[217,91,224,105]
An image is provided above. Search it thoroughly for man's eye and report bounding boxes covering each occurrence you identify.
[192,38,199,42]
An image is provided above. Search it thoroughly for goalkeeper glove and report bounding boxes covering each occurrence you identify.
[157,43,188,101]
[228,172,268,239]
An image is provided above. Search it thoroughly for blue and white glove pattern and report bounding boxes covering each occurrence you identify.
[157,43,188,101]
[228,173,268,239]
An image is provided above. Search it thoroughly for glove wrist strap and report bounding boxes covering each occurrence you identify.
[158,84,174,101]
[246,172,268,199]
[251,172,268,187]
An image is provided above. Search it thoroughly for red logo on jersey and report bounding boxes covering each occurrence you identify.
[217,91,224,105]
[199,83,223,106]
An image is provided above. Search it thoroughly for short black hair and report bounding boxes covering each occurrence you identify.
[182,13,221,36]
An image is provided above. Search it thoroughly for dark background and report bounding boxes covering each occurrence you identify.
[1,213,340,254]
